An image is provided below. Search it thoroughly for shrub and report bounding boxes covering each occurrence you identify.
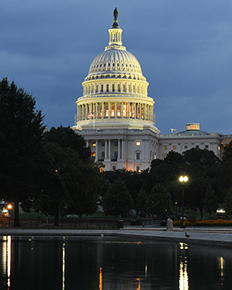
[173,219,192,226]
[193,219,232,226]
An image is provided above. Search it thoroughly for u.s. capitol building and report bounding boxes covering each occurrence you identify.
[73,9,230,171]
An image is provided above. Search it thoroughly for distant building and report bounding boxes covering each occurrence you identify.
[73,10,231,171]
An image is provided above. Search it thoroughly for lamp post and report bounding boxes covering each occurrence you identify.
[7,203,12,227]
[179,176,188,228]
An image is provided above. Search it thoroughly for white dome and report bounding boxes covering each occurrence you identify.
[88,48,143,76]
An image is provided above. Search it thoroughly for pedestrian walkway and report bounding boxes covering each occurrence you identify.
[1,226,232,247]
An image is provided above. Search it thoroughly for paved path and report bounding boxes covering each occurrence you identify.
[1,226,232,247]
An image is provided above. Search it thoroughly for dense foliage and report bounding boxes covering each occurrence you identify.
[0,78,45,226]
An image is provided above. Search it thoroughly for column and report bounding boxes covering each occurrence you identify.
[86,140,89,147]
[105,140,108,159]
[108,102,111,118]
[127,103,130,118]
[96,140,98,160]
[109,140,111,160]
[140,104,142,119]
[118,139,121,160]
[90,103,92,116]
[122,140,125,159]
[115,102,117,118]
[121,103,123,118]
[85,105,88,120]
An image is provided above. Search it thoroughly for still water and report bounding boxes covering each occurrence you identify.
[0,235,232,290]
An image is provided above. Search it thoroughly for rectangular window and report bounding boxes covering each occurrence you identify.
[136,152,140,160]
[164,145,167,150]
[205,145,209,149]
[173,145,176,149]
[196,145,199,149]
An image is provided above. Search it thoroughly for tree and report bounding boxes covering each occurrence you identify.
[34,126,99,226]
[224,188,232,217]
[202,185,218,214]
[0,78,45,226]
[103,178,134,217]
[222,141,232,188]
[183,148,221,217]
[146,184,172,218]
[136,188,147,216]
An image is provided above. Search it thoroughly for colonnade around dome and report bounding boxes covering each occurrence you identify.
[76,101,154,122]
[82,79,148,96]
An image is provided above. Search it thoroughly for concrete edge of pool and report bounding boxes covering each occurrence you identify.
[1,227,232,247]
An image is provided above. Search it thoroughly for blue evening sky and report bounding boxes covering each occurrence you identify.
[1,0,232,134]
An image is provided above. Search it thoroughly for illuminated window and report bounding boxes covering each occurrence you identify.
[136,142,140,146]
[92,152,96,157]
[105,105,109,117]
[92,143,96,147]
[117,104,121,117]
[123,104,127,117]
[173,145,176,149]
[99,167,103,173]
[164,145,167,150]
[111,104,115,117]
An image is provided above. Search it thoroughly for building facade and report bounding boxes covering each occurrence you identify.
[73,10,230,171]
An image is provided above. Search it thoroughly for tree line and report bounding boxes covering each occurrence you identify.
[1,77,232,226]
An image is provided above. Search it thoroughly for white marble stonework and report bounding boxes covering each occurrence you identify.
[73,11,230,171]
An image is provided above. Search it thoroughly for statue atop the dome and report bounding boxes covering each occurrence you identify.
[113,8,118,21]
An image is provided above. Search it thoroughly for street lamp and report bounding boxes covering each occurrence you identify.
[179,176,188,228]
[7,203,13,227]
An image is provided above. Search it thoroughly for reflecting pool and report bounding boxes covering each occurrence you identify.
[1,235,232,289]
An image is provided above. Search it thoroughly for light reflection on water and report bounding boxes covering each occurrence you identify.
[1,236,232,289]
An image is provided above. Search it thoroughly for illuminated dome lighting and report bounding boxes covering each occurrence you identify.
[74,8,159,133]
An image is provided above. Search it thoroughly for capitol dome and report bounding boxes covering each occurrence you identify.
[74,9,159,134]
[87,48,143,77]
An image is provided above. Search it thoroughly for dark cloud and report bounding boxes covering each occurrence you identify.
[0,0,232,134]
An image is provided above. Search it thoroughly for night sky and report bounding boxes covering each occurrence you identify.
[1,0,232,134]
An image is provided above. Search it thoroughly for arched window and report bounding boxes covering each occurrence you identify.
[106,84,109,92]
[112,84,115,92]
[101,85,103,92]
